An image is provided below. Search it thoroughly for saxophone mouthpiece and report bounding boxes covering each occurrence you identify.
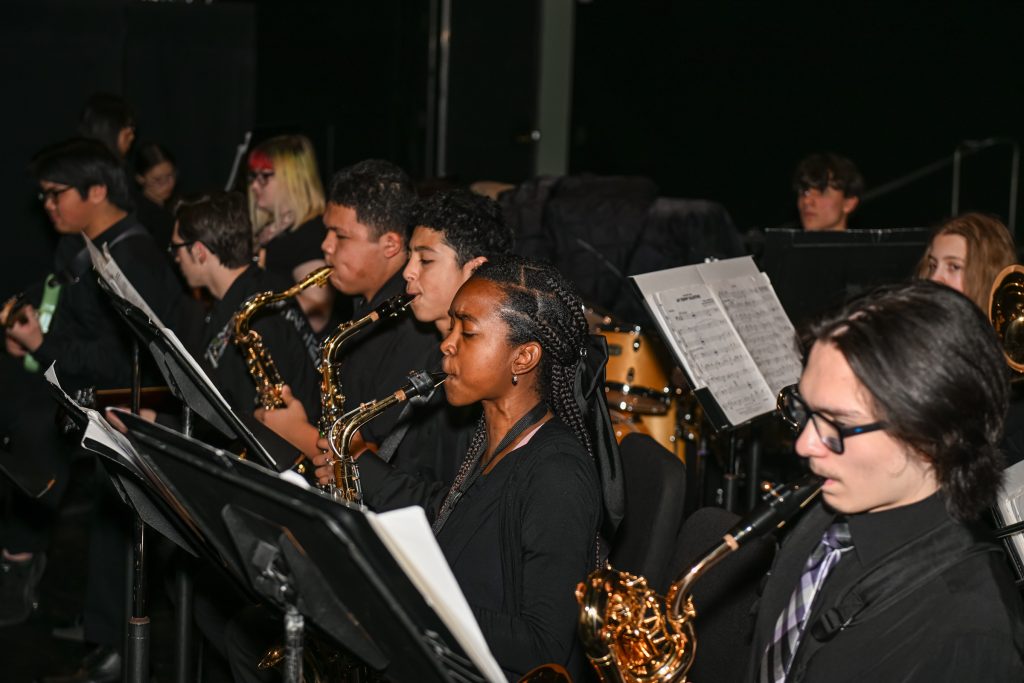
[402,369,447,401]
[725,472,824,547]
[374,292,416,320]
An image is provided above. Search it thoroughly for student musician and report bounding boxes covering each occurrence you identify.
[750,280,1024,682]
[254,159,438,459]
[792,152,863,232]
[6,138,182,681]
[916,211,1016,310]
[170,192,321,421]
[309,188,514,508]
[246,134,338,333]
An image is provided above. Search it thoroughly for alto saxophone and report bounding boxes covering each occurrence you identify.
[326,370,446,504]
[317,292,415,435]
[574,473,823,683]
[233,266,333,410]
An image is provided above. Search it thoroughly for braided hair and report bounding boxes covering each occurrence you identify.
[465,255,592,457]
[433,255,594,532]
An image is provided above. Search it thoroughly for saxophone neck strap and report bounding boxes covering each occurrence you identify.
[432,401,548,535]
[788,516,999,680]
[58,224,149,285]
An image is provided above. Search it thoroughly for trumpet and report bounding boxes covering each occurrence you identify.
[325,370,446,504]
[575,473,823,683]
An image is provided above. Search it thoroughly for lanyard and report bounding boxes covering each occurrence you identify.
[432,402,548,535]
[23,276,61,373]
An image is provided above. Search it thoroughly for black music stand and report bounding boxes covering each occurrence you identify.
[94,279,295,682]
[116,410,491,683]
[97,279,283,471]
[761,227,931,326]
[46,375,223,683]
[0,445,57,500]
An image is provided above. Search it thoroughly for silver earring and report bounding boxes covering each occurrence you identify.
[511,373,518,385]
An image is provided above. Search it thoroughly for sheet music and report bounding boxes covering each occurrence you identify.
[44,365,141,465]
[634,256,801,426]
[996,459,1024,566]
[84,236,164,327]
[654,284,775,425]
[366,507,504,683]
[714,273,802,395]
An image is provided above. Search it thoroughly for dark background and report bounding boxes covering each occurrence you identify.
[3,0,1022,296]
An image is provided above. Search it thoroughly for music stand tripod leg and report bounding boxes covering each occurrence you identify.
[174,406,196,683]
[125,339,150,683]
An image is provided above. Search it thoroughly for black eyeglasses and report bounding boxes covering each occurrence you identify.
[167,240,196,256]
[38,186,75,204]
[247,170,275,187]
[776,384,886,454]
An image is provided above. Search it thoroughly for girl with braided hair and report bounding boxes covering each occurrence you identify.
[433,255,602,681]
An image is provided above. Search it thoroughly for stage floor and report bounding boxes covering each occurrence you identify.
[0,458,232,682]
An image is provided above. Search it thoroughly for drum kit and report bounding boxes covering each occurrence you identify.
[587,306,701,461]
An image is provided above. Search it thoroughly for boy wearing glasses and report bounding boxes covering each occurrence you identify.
[748,280,1024,682]
[0,138,183,677]
[8,138,183,382]
[169,192,321,422]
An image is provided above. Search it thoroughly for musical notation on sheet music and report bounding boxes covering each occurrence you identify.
[715,274,802,395]
[655,284,775,425]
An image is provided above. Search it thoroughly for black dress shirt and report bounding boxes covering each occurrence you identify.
[436,419,600,682]
[33,215,184,391]
[747,494,1024,682]
[334,268,438,445]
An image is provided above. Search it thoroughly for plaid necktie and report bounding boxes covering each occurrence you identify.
[760,520,853,683]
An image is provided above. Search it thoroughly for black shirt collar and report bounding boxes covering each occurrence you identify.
[844,492,948,567]
[92,212,139,246]
[355,266,407,316]
[217,265,265,313]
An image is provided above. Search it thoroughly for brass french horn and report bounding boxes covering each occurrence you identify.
[989,263,1024,374]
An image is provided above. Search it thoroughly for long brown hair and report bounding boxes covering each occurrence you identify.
[915,212,1016,310]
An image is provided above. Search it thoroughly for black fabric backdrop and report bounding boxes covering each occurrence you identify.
[0,0,255,299]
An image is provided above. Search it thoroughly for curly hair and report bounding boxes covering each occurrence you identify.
[410,189,513,265]
[806,279,1009,520]
[915,212,1017,311]
[176,192,253,268]
[327,159,415,240]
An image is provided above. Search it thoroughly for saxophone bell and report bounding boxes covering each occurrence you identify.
[575,473,823,683]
